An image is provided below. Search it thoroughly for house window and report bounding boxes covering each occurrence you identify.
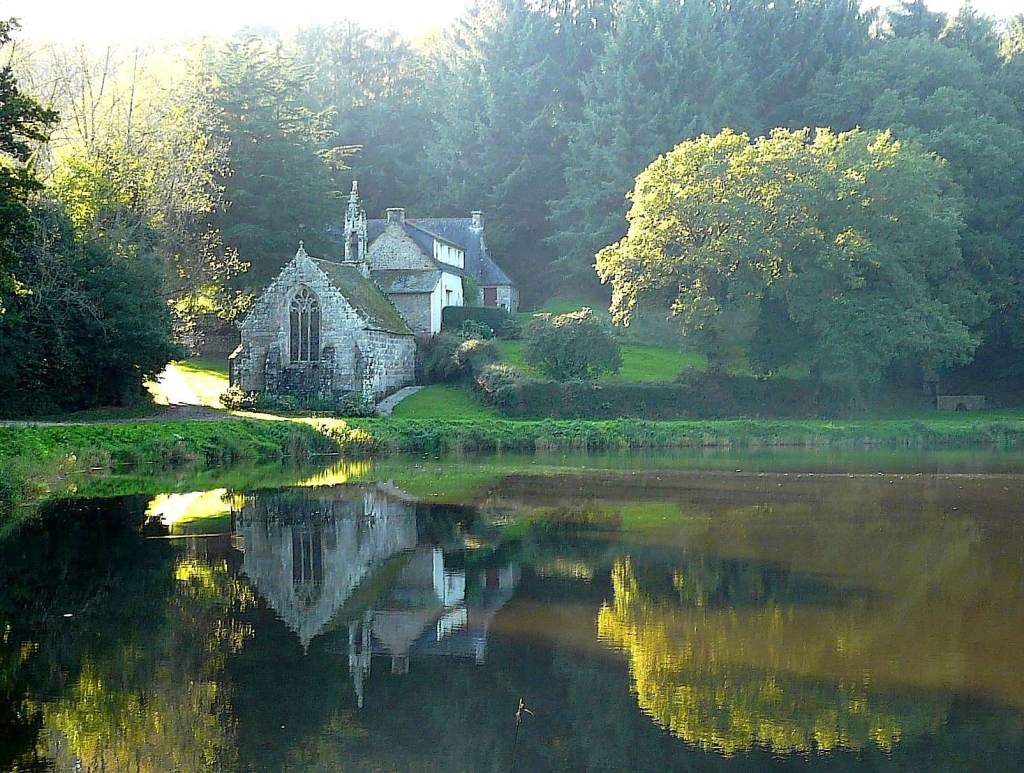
[290,287,321,362]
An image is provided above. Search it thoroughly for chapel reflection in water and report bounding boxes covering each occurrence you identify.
[232,484,519,707]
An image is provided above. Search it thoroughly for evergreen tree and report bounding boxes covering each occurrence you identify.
[806,36,1024,372]
[295,22,430,216]
[205,36,348,289]
[548,0,758,291]
[0,18,57,317]
[421,0,570,300]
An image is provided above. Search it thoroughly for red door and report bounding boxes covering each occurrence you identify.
[483,287,498,307]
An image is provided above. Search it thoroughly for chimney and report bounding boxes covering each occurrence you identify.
[386,207,405,224]
[471,211,484,229]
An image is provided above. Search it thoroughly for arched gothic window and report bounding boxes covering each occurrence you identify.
[290,287,320,362]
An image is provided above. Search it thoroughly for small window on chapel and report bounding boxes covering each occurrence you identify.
[290,287,321,362]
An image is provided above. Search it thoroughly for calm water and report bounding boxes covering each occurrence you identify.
[3,450,1024,771]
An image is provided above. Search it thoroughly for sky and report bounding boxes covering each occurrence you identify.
[3,0,1022,47]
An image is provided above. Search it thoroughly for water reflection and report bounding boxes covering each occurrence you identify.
[232,485,520,709]
[3,462,1024,771]
[234,486,418,649]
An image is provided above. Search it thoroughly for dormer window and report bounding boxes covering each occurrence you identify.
[290,287,321,362]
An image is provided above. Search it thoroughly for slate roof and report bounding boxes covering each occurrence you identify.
[372,269,442,295]
[363,217,516,287]
[312,259,413,336]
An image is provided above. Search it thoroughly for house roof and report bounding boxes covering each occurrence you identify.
[372,269,442,295]
[364,217,516,288]
[312,259,413,335]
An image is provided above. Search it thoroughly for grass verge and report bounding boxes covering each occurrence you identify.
[4,412,1024,536]
[390,385,498,419]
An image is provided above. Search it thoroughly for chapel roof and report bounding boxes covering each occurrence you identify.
[312,259,413,336]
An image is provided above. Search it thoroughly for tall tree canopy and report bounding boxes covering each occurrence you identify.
[806,35,1024,373]
[596,128,981,387]
[0,18,57,317]
[205,35,348,289]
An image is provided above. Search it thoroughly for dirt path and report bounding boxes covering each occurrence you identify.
[1,364,238,427]
[153,363,203,406]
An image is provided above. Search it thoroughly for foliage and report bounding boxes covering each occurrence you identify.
[461,274,481,306]
[453,336,501,372]
[441,298,517,333]
[548,0,871,291]
[597,128,981,389]
[495,315,522,340]
[457,319,494,340]
[499,339,705,382]
[0,203,181,416]
[523,307,621,381]
[805,35,1024,373]
[219,386,377,417]
[204,35,350,289]
[0,18,58,316]
[419,332,470,383]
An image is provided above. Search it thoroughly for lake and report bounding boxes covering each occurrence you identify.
[2,449,1024,771]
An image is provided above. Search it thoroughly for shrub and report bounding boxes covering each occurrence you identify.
[420,333,469,383]
[336,393,377,417]
[454,338,501,372]
[476,363,523,398]
[458,319,494,340]
[495,316,522,340]
[523,308,622,381]
[220,386,260,411]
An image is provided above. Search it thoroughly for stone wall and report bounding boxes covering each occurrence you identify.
[937,394,986,411]
[495,285,519,313]
[390,294,433,339]
[367,222,433,270]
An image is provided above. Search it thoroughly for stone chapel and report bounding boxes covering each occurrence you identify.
[228,182,518,402]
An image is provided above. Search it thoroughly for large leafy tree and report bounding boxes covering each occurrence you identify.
[806,36,1024,373]
[596,128,981,388]
[0,18,57,317]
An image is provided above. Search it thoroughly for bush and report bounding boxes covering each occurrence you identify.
[495,316,522,340]
[523,308,622,381]
[420,333,469,383]
[220,386,260,411]
[458,319,494,340]
[454,338,501,372]
[219,386,378,416]
[336,393,377,417]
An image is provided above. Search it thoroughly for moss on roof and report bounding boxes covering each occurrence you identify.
[312,259,413,335]
[372,269,442,294]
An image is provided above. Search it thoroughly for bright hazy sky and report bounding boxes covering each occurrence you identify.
[4,0,1022,47]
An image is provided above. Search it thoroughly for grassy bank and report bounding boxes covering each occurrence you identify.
[0,418,376,534]
[4,411,1024,535]
[348,414,1024,455]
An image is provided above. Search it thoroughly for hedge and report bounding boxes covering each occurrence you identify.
[486,373,847,419]
[441,305,515,333]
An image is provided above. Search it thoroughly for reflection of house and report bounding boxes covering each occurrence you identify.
[233,485,417,649]
[339,552,520,708]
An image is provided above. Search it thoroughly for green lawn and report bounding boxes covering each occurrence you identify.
[496,340,706,382]
[389,385,499,420]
